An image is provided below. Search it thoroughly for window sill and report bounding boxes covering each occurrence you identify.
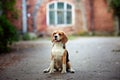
[47,24,73,27]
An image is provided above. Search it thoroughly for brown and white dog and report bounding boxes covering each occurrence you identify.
[44,30,74,73]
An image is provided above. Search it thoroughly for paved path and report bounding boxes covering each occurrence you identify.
[0,37,120,80]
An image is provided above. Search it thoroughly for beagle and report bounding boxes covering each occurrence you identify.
[44,30,74,73]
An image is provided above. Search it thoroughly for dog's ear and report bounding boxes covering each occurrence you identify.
[61,32,68,44]
[51,31,56,43]
[51,32,54,43]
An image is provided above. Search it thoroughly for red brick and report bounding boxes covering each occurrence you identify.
[10,0,114,34]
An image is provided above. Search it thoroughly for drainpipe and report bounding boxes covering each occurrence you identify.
[22,0,27,34]
[89,0,94,35]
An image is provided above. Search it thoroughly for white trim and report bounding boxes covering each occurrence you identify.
[22,0,27,33]
[55,3,57,25]
[46,4,49,26]
[46,1,75,27]
[64,2,67,25]
[72,4,75,26]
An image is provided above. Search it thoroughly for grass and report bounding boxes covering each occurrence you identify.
[68,35,79,40]
[18,32,120,41]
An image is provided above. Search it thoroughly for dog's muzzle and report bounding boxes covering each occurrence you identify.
[54,35,61,42]
[54,35,58,40]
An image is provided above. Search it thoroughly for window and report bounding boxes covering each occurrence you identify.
[47,1,74,26]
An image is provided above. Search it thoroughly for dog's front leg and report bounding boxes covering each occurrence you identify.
[49,60,54,73]
[44,54,54,73]
[61,52,67,73]
[48,55,54,73]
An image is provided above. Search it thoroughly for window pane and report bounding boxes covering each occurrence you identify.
[58,2,64,9]
[67,11,72,24]
[49,3,54,9]
[49,11,55,25]
[57,11,64,24]
[67,4,72,9]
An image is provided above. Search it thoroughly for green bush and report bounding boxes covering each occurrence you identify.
[22,33,37,40]
[22,33,31,40]
[0,16,17,53]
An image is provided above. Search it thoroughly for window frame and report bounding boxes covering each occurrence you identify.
[46,1,75,27]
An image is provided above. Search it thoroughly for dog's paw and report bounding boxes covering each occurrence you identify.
[49,71,54,74]
[49,69,54,74]
[61,70,66,73]
[68,69,75,73]
[43,69,49,73]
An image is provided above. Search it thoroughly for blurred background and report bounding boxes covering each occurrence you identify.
[0,0,120,52]
[0,1,120,80]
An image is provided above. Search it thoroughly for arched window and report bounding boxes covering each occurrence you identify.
[47,1,74,26]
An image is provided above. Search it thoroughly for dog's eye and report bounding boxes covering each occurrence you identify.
[53,33,56,35]
[59,33,61,36]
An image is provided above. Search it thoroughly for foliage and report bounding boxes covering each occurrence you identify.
[0,0,18,19]
[107,0,120,35]
[0,16,17,53]
[107,0,120,15]
[0,0,18,53]
[22,33,31,40]
[22,33,37,40]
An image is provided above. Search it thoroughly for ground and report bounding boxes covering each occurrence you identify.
[0,37,120,80]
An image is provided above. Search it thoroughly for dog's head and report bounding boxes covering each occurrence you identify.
[52,30,68,44]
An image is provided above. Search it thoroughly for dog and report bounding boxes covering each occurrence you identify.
[44,30,74,73]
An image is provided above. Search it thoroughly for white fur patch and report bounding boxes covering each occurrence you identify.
[49,60,54,73]
[61,64,66,73]
[52,43,65,60]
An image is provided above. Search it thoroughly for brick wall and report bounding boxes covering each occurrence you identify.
[36,0,76,34]
[12,0,114,35]
[84,0,114,33]
[27,0,37,32]
[94,0,114,32]
[8,0,22,31]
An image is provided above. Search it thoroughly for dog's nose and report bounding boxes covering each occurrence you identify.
[54,35,57,39]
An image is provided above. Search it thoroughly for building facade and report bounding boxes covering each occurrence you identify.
[14,0,114,35]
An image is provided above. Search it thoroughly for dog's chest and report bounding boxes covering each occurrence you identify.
[52,43,65,59]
